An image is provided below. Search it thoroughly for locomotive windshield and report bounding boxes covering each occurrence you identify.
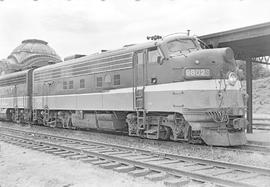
[166,39,198,56]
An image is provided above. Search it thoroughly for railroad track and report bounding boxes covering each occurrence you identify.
[2,122,270,156]
[0,126,270,187]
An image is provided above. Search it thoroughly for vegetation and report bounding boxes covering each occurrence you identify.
[237,60,270,80]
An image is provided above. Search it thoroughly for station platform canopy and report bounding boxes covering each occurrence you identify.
[199,22,270,60]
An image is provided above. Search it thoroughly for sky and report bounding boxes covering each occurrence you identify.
[0,0,269,60]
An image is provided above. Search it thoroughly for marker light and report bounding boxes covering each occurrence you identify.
[227,72,238,86]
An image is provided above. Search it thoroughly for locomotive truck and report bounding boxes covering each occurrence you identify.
[0,35,248,146]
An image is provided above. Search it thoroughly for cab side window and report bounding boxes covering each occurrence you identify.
[137,52,144,64]
[148,47,161,63]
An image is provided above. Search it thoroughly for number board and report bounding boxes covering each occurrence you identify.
[185,68,211,79]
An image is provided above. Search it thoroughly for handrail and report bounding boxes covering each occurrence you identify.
[252,114,270,130]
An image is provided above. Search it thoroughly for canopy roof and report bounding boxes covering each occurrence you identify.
[199,22,270,59]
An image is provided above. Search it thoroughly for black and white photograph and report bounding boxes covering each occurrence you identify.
[0,0,270,186]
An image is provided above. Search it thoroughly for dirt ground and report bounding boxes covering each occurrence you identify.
[0,141,163,187]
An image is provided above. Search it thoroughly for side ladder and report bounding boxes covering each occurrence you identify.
[33,109,38,123]
[13,86,19,123]
[144,116,162,139]
[14,106,19,123]
[43,105,50,126]
[134,87,147,132]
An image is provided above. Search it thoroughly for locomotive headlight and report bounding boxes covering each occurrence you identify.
[223,48,234,63]
[227,72,238,86]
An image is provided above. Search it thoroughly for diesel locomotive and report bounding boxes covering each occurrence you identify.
[0,35,248,146]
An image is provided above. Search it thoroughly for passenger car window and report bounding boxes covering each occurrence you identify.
[69,80,74,89]
[63,81,67,90]
[114,74,120,85]
[96,77,102,87]
[137,52,144,64]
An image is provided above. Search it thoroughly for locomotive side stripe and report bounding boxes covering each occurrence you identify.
[32,80,242,112]
[144,79,242,92]
[0,96,30,108]
[32,79,241,97]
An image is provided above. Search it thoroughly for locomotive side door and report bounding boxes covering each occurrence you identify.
[42,81,52,126]
[13,85,19,121]
[146,46,168,84]
[42,82,50,109]
[13,85,18,108]
[133,50,146,110]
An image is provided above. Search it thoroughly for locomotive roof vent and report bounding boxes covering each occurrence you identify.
[163,30,191,39]
[123,44,136,47]
[64,54,86,61]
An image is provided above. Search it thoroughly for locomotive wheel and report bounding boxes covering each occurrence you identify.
[169,124,191,142]
[186,126,192,142]
[68,118,75,129]
[11,113,15,122]
[11,112,19,123]
[160,126,171,140]
[43,119,48,126]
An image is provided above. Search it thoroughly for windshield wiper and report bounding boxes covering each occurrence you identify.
[186,47,198,52]
[170,50,187,58]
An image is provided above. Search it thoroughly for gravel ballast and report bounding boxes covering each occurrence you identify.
[1,121,270,169]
